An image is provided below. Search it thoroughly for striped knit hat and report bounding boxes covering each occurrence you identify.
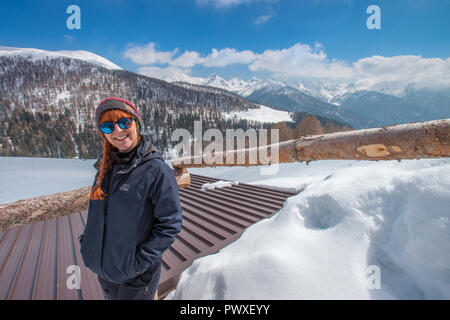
[95,97,143,133]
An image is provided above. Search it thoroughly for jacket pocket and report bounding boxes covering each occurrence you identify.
[134,252,162,276]
[101,247,138,284]
[79,201,105,276]
[80,231,97,269]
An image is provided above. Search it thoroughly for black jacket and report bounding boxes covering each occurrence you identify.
[79,136,183,284]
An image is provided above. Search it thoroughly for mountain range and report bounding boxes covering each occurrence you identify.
[1,46,448,159]
[172,73,450,129]
[0,47,349,159]
[0,47,264,159]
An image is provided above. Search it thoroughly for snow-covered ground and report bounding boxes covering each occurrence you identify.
[0,157,97,204]
[1,156,449,299]
[223,104,293,124]
[170,158,450,300]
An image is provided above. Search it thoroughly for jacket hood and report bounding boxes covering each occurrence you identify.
[138,135,162,163]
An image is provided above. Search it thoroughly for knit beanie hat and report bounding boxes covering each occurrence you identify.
[95,97,143,134]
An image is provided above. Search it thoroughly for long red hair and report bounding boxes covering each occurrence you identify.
[90,109,140,200]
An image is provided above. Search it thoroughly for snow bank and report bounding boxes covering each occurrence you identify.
[168,159,450,299]
[201,180,239,191]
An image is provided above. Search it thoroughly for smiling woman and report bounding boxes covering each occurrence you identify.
[99,111,140,153]
[80,97,183,300]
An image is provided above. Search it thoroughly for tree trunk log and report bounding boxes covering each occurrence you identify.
[172,119,450,170]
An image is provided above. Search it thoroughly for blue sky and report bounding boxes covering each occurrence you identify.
[1,0,449,85]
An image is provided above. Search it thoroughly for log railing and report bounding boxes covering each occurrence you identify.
[172,119,450,188]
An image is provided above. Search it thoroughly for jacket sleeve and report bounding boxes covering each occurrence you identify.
[135,161,183,274]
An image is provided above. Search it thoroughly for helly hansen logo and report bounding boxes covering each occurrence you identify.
[120,184,130,191]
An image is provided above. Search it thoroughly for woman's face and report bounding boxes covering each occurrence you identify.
[100,110,140,153]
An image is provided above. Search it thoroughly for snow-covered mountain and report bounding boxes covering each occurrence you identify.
[1,46,350,160]
[293,79,359,104]
[246,83,364,128]
[171,73,358,104]
[337,90,442,128]
[174,73,356,107]
[175,73,273,97]
[3,45,446,158]
[0,47,267,159]
[0,46,122,70]
[171,73,450,128]
[402,85,450,120]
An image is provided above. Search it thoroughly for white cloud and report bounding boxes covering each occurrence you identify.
[249,43,354,80]
[64,34,74,43]
[253,13,274,25]
[202,48,256,67]
[171,51,204,68]
[126,41,450,91]
[352,55,450,91]
[249,44,450,90]
[137,65,200,83]
[124,42,177,65]
[125,43,255,68]
[196,0,274,8]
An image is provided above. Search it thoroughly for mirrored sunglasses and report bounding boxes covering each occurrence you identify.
[98,117,133,134]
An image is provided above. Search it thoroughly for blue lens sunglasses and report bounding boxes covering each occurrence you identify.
[98,117,133,134]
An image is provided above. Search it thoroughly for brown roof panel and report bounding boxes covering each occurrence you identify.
[0,173,297,300]
[31,218,58,300]
[8,221,45,300]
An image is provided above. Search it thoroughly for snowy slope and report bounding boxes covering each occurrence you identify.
[167,158,450,299]
[0,46,122,70]
[223,104,293,123]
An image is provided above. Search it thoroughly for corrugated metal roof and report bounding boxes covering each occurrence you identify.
[0,173,297,300]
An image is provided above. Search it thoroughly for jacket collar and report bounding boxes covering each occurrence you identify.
[93,135,162,171]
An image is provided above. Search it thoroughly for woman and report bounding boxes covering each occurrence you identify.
[79,97,182,300]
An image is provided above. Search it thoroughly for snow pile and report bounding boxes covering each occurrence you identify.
[223,104,293,124]
[168,159,450,299]
[201,180,239,191]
